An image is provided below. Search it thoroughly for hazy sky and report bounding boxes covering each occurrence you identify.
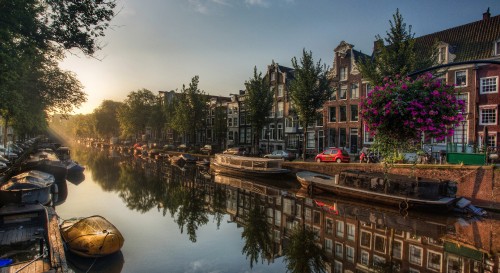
[59,0,500,114]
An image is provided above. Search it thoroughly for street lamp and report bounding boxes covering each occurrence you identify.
[461,113,469,153]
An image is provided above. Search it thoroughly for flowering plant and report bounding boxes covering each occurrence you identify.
[360,73,465,144]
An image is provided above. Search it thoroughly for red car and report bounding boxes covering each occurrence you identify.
[315,148,350,163]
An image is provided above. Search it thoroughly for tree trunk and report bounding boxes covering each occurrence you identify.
[302,123,308,161]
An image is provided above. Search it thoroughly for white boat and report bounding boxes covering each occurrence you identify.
[296,170,457,211]
[211,154,290,178]
[0,170,56,205]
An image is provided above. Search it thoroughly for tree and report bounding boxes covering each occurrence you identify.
[93,100,123,139]
[117,89,157,140]
[245,66,273,154]
[171,76,207,145]
[284,225,326,273]
[0,0,116,144]
[358,9,435,86]
[289,49,332,160]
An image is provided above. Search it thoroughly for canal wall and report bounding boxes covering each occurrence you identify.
[283,162,500,211]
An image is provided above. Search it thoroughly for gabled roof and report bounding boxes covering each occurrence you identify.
[414,13,500,61]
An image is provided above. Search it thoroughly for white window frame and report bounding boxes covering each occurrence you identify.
[325,218,334,235]
[277,102,284,118]
[346,245,355,263]
[336,220,344,238]
[335,242,343,259]
[340,67,347,81]
[278,84,284,97]
[495,39,500,56]
[334,260,343,273]
[479,106,497,125]
[360,230,372,249]
[324,238,333,253]
[346,223,355,241]
[455,70,467,87]
[392,239,403,260]
[427,250,442,272]
[360,250,370,266]
[340,85,347,100]
[480,76,498,94]
[374,234,386,254]
[373,255,386,268]
[438,46,447,64]
[350,83,359,99]
[409,244,423,266]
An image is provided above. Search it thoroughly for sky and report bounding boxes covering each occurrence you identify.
[59,0,500,114]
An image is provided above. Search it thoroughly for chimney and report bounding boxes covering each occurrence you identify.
[483,7,491,21]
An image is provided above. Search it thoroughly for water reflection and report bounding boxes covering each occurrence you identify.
[69,146,499,273]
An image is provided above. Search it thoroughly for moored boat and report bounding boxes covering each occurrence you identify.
[60,215,124,258]
[22,150,68,181]
[211,154,290,178]
[0,170,55,205]
[0,203,52,272]
[296,170,457,211]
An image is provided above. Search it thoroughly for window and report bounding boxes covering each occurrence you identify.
[336,220,344,237]
[269,124,275,140]
[346,223,355,241]
[339,106,347,122]
[480,107,497,125]
[325,218,333,235]
[366,83,373,93]
[278,84,284,97]
[455,70,467,87]
[360,230,371,249]
[340,67,347,81]
[392,240,402,259]
[271,72,276,81]
[480,76,498,94]
[334,261,342,273]
[277,102,284,118]
[360,250,369,266]
[453,93,469,144]
[350,105,358,121]
[479,132,497,148]
[335,242,343,258]
[350,83,359,99]
[447,255,462,273]
[307,131,315,148]
[495,40,500,56]
[340,85,347,99]
[313,211,321,225]
[233,118,238,126]
[228,131,234,140]
[228,118,233,127]
[324,239,333,253]
[305,208,311,222]
[339,128,347,147]
[329,107,336,122]
[427,251,442,271]
[346,246,355,263]
[364,126,374,143]
[277,124,283,141]
[409,268,420,273]
[373,255,386,268]
[374,235,386,253]
[409,245,423,266]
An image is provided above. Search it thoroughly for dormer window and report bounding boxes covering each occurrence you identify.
[271,72,276,81]
[495,40,500,56]
[438,46,447,63]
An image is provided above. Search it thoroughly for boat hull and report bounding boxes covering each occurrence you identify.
[296,170,456,211]
[0,170,55,206]
[60,215,124,258]
[211,154,290,179]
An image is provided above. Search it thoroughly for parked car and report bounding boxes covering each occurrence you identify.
[180,153,197,163]
[223,147,246,156]
[263,150,296,161]
[0,147,18,160]
[315,147,350,163]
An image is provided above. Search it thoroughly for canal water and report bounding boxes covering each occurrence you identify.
[53,145,500,273]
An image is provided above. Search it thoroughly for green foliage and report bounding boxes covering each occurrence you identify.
[93,100,123,139]
[289,49,331,159]
[245,66,273,150]
[358,9,434,86]
[117,89,157,139]
[284,225,326,273]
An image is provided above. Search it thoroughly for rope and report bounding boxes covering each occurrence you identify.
[85,257,98,273]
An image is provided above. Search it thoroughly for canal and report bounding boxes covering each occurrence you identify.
[53,145,500,273]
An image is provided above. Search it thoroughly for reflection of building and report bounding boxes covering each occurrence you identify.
[209,173,499,273]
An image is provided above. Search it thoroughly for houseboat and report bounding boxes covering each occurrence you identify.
[296,170,457,211]
[0,170,56,206]
[211,154,290,178]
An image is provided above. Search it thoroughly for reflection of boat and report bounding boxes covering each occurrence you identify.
[60,215,125,258]
[0,204,51,272]
[214,173,300,196]
[296,170,457,210]
[211,154,290,178]
[0,170,55,205]
[63,159,85,174]
[67,250,124,273]
[66,172,85,185]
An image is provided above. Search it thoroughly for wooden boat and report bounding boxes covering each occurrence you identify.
[60,215,124,258]
[22,150,68,181]
[63,159,85,174]
[0,170,55,205]
[0,204,52,272]
[211,154,290,178]
[296,170,457,210]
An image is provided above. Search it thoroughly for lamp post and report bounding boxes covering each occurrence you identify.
[461,113,469,153]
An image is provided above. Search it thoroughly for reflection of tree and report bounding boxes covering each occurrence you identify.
[241,197,273,269]
[211,184,227,229]
[117,163,166,213]
[284,225,326,273]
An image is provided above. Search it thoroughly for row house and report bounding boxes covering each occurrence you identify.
[325,10,500,154]
[202,96,231,150]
